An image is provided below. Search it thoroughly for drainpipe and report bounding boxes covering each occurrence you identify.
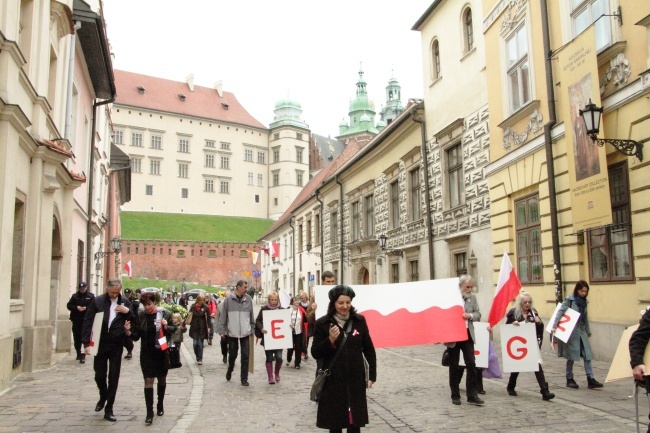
[411,106,435,279]
[289,217,296,296]
[315,188,324,276]
[64,21,82,142]
[86,96,115,291]
[541,0,563,303]
[335,175,344,284]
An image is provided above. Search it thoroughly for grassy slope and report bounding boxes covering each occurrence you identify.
[121,211,273,242]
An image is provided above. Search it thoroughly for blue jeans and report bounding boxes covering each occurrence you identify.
[265,349,283,363]
[566,359,593,379]
[193,338,204,361]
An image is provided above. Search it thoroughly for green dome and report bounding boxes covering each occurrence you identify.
[274,97,302,110]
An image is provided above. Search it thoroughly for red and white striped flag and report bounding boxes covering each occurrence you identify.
[487,252,522,328]
[124,260,132,278]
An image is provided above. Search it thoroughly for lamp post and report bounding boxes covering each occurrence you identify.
[306,243,321,257]
[378,234,403,257]
[94,236,122,278]
[579,99,643,161]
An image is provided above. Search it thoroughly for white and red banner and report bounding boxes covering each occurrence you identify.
[501,323,540,373]
[459,322,490,369]
[546,303,580,343]
[487,252,522,327]
[87,312,104,356]
[262,309,292,350]
[124,260,132,278]
[314,279,467,349]
[279,289,292,309]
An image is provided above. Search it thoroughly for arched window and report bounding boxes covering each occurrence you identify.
[432,39,441,80]
[464,8,474,53]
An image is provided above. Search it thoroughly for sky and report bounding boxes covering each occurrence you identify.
[102,0,433,138]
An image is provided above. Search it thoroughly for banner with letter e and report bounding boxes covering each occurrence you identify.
[262,308,292,350]
[545,303,580,343]
[501,323,540,373]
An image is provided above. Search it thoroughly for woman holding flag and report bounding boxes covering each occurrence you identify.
[130,292,178,425]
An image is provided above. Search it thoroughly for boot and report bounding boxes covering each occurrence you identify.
[266,362,275,384]
[541,384,555,401]
[144,388,154,425]
[156,384,166,416]
[507,374,518,396]
[208,337,213,346]
[476,370,485,395]
[566,378,579,389]
[587,377,603,389]
[274,360,282,382]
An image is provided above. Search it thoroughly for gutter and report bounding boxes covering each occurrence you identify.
[289,217,296,296]
[315,188,324,276]
[335,175,344,284]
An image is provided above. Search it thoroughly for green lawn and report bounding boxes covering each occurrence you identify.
[121,212,273,242]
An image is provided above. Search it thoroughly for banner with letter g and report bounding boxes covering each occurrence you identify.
[501,323,540,373]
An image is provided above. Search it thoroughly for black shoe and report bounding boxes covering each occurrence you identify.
[145,412,153,425]
[467,396,484,406]
[157,404,164,416]
[241,380,249,386]
[125,352,132,360]
[75,354,81,360]
[587,377,603,389]
[222,354,227,364]
[451,398,461,405]
[477,389,486,395]
[95,400,106,412]
[80,357,85,364]
[566,378,579,389]
[541,389,555,401]
[104,412,117,422]
[208,338,213,346]
[226,369,232,381]
[507,388,517,396]
[295,365,301,370]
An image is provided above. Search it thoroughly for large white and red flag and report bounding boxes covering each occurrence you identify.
[124,260,132,278]
[314,279,467,349]
[487,252,522,328]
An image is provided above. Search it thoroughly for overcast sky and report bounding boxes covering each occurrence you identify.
[102,0,432,138]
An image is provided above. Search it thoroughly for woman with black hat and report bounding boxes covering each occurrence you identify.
[311,285,376,433]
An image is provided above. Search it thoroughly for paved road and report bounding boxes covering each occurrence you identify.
[0,305,643,432]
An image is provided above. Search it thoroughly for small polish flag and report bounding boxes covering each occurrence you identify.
[124,260,132,278]
[158,328,168,351]
[487,252,523,328]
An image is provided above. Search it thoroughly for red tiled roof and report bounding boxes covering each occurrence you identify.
[113,70,267,130]
[39,139,74,157]
[65,167,87,182]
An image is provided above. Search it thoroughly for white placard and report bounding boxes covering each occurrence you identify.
[88,312,104,356]
[460,322,489,369]
[501,323,540,373]
[262,309,293,350]
[545,304,580,343]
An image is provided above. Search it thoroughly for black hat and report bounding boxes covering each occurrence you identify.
[124,289,132,295]
[328,285,356,301]
[79,282,88,290]
[135,288,142,294]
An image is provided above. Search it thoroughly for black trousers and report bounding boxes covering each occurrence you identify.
[123,336,133,354]
[286,333,304,367]
[227,336,250,381]
[220,335,228,356]
[508,364,547,389]
[93,344,123,411]
[448,330,478,399]
[71,320,84,357]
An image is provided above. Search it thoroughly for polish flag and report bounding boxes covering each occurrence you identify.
[124,261,132,278]
[269,242,280,258]
[314,279,467,349]
[487,252,522,328]
[158,328,168,350]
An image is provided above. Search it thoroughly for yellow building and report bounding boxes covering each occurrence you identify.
[483,0,650,360]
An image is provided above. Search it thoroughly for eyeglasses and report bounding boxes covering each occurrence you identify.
[522,301,532,304]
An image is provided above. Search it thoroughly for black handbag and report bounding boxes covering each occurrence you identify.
[310,321,353,402]
[167,345,182,369]
[441,348,450,367]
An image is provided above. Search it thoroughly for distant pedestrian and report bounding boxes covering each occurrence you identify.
[206,294,217,345]
[66,281,94,364]
[218,280,255,386]
[286,296,307,370]
[255,292,284,384]
[178,294,188,309]
[217,296,228,364]
[187,294,210,365]
[82,279,135,422]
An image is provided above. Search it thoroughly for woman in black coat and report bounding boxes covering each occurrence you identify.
[130,292,178,425]
[188,293,210,365]
[311,285,376,433]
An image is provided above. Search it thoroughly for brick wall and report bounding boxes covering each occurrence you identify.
[122,240,261,287]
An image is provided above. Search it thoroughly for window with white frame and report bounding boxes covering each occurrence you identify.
[297,132,303,140]
[178,163,189,178]
[390,180,399,228]
[331,211,338,244]
[221,142,230,150]
[571,0,611,52]
[464,8,474,53]
[205,179,214,192]
[146,185,153,195]
[179,139,190,153]
[131,132,143,147]
[351,201,360,241]
[296,148,303,163]
[181,188,188,198]
[410,260,419,282]
[272,171,279,186]
[205,154,215,167]
[150,160,161,175]
[205,140,215,148]
[151,135,162,149]
[296,171,303,187]
[365,194,374,238]
[130,158,142,173]
[432,39,441,80]
[257,151,266,164]
[113,130,124,144]
[220,179,229,194]
[391,263,399,284]
[273,149,280,163]
[257,174,263,186]
[247,172,254,185]
[220,156,230,169]
[410,168,421,220]
[455,252,467,277]
[446,143,463,208]
[516,194,542,283]
[245,149,253,161]
[506,22,531,113]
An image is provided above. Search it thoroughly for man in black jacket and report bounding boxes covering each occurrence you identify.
[82,279,135,422]
[66,282,95,364]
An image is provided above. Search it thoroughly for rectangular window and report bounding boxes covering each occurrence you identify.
[272,172,279,186]
[151,135,162,149]
[410,260,419,282]
[352,201,360,241]
[205,140,215,148]
[247,172,254,185]
[298,224,303,252]
[390,180,399,228]
[131,132,143,147]
[205,179,214,192]
[315,214,320,245]
[515,194,542,283]
[273,133,279,140]
[113,130,124,144]
[255,194,260,203]
[391,263,399,284]
[506,23,531,112]
[410,168,421,220]
[306,219,312,249]
[179,139,190,153]
[130,158,142,173]
[257,151,266,164]
[146,185,153,195]
[447,144,463,208]
[220,180,229,194]
[455,252,467,276]
[181,188,188,198]
[331,211,338,245]
[296,171,303,187]
[221,142,230,150]
[571,0,610,51]
[245,149,253,161]
[273,149,280,163]
[205,154,214,167]
[150,160,161,175]
[257,174,263,186]
[274,197,278,206]
[296,148,303,163]
[588,162,634,282]
[178,163,188,178]
[297,132,303,140]
[365,195,374,238]
[220,156,230,169]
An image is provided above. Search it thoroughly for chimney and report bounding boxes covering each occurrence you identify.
[214,80,223,98]
[186,74,194,92]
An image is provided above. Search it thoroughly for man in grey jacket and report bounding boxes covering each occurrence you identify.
[218,280,255,386]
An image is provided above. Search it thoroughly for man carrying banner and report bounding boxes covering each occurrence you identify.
[446,275,484,406]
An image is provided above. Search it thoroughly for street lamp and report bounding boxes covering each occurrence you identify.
[306,243,321,257]
[94,237,122,277]
[579,99,643,161]
[378,234,403,257]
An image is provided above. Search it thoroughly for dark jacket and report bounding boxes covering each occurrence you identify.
[506,307,544,347]
[311,312,376,429]
[131,308,177,352]
[81,293,135,349]
[188,304,210,340]
[630,311,650,368]
[67,291,95,322]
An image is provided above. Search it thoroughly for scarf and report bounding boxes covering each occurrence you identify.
[300,301,310,309]
[574,295,587,315]
[333,312,349,328]
[265,301,279,310]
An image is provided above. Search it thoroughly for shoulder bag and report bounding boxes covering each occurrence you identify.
[310,320,353,402]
